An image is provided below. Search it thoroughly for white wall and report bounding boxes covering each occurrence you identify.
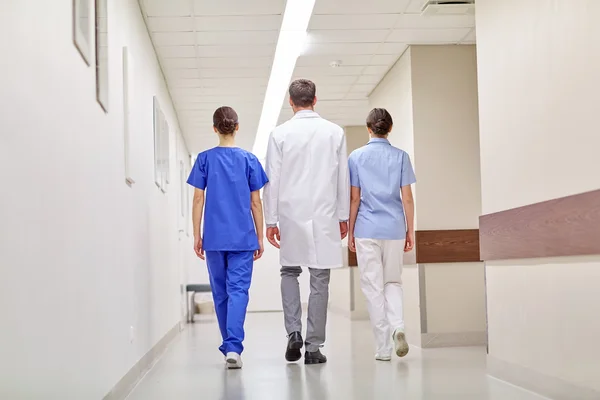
[410,45,481,230]
[369,48,416,175]
[424,263,485,334]
[477,0,599,215]
[345,125,369,154]
[0,1,196,398]
[477,0,600,394]
[409,45,486,340]
[402,266,422,347]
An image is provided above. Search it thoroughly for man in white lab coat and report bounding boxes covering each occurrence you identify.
[263,79,350,365]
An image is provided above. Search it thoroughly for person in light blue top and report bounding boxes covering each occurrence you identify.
[187,106,268,369]
[348,108,416,362]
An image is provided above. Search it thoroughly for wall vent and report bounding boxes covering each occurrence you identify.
[421,1,475,16]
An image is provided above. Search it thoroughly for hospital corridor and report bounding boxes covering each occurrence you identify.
[1,0,599,399]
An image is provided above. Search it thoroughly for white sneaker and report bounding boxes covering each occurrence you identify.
[225,352,243,369]
[393,329,409,357]
[375,354,392,361]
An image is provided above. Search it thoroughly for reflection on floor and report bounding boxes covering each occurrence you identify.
[127,312,547,400]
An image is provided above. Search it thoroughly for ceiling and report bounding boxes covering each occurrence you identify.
[139,0,475,154]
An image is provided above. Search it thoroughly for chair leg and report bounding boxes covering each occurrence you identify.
[190,292,196,323]
[186,291,190,323]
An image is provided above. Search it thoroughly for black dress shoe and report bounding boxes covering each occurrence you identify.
[285,332,304,362]
[304,349,327,365]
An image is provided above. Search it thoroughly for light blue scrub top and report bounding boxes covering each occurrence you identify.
[187,147,268,252]
[348,138,416,240]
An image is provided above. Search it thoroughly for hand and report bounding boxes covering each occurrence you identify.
[348,234,356,253]
[194,236,205,260]
[266,226,281,249]
[254,240,264,261]
[339,221,348,239]
[404,231,414,253]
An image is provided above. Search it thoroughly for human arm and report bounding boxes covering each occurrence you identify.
[250,190,264,260]
[187,154,208,259]
[192,188,205,259]
[347,154,360,252]
[348,186,361,253]
[263,132,282,248]
[248,157,269,260]
[401,153,417,252]
[401,185,415,252]
[337,132,350,239]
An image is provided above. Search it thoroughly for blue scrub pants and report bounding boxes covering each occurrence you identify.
[205,251,254,355]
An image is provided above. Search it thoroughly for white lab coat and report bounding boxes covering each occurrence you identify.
[263,110,350,269]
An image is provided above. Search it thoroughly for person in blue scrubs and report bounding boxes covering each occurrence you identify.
[187,106,268,369]
[348,108,416,362]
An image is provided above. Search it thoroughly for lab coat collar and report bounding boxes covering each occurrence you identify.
[368,137,391,145]
[292,110,320,119]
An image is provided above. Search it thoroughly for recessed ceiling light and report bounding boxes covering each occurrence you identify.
[329,60,342,68]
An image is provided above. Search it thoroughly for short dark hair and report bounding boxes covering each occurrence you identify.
[289,79,316,108]
[213,106,238,135]
[366,108,393,136]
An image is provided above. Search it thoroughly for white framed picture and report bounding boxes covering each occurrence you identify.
[73,0,92,65]
[162,116,170,185]
[179,161,185,217]
[95,0,108,112]
[153,96,162,189]
[123,47,135,186]
[152,97,171,193]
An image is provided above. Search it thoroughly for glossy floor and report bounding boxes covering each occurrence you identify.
[127,312,547,400]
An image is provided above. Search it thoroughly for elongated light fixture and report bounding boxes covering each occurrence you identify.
[252,0,316,159]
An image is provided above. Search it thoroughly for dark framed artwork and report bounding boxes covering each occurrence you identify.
[95,0,108,112]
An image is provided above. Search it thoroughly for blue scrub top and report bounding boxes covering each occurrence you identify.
[187,147,268,252]
[348,138,416,240]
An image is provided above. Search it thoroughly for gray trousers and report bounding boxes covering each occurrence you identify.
[280,266,331,352]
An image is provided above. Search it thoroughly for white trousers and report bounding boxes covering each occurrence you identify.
[355,238,405,356]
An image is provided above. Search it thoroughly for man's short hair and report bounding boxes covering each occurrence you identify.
[289,79,316,108]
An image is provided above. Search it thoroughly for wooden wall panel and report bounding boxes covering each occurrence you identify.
[415,229,480,264]
[348,248,358,267]
[349,232,475,266]
[480,189,600,261]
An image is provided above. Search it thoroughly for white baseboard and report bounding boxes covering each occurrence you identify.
[421,331,487,348]
[487,355,600,400]
[102,322,180,400]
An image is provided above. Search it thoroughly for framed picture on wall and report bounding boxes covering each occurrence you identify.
[162,117,170,185]
[153,96,162,188]
[180,161,186,218]
[159,109,167,192]
[152,97,171,193]
[73,0,92,65]
[95,0,108,112]
[123,47,135,186]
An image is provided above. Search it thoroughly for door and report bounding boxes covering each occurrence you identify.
[178,160,189,323]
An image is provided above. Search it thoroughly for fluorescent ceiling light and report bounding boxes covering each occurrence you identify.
[252,0,316,159]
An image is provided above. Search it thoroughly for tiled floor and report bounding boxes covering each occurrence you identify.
[127,312,547,400]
